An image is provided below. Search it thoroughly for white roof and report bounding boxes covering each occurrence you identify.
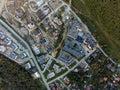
[0,45,6,52]
[48,72,55,79]
[25,62,31,70]
[37,0,44,7]
[33,46,40,55]
[32,72,40,79]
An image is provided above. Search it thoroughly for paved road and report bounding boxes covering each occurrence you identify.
[0,19,51,90]
[48,49,95,84]
[1,0,116,89]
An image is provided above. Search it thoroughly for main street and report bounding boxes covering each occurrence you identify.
[0,19,51,90]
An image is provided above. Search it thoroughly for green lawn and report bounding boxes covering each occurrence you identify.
[43,70,49,78]
[68,61,76,69]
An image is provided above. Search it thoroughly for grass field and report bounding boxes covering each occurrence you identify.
[64,0,120,63]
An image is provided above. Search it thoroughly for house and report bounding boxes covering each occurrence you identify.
[24,62,32,70]
[37,55,47,64]
[64,77,70,85]
[32,45,40,55]
[28,23,35,29]
[40,37,47,45]
[3,37,12,45]
[36,0,44,7]
[53,17,62,26]
[84,39,95,50]
[32,28,41,36]
[0,31,5,39]
[10,42,18,51]
[63,38,85,58]
[47,72,55,79]
[46,45,53,53]
[19,52,27,59]
[58,51,73,64]
[9,52,18,60]
[79,61,89,71]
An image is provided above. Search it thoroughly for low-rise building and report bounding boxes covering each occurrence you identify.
[0,31,5,39]
[32,45,40,55]
[63,38,85,58]
[9,52,18,60]
[58,51,74,64]
[24,62,32,70]
[32,72,40,79]
[47,72,55,79]
[10,42,18,51]
[0,45,6,53]
[3,37,12,45]
[37,55,47,64]
[19,52,27,59]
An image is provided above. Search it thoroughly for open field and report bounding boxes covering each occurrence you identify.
[64,0,120,63]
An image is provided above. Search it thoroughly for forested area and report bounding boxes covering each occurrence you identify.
[0,55,46,90]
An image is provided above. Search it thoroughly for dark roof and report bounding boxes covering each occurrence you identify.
[0,31,5,39]
[9,52,17,59]
[76,36,84,43]
[10,42,18,51]
[40,38,46,44]
[33,28,41,36]
[46,45,52,53]
[19,52,27,58]
[85,39,94,49]
[3,37,12,45]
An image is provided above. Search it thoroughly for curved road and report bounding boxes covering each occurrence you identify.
[0,19,50,90]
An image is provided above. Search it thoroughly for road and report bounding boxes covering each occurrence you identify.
[0,19,51,90]
[1,0,117,89]
[47,0,116,84]
[48,49,95,84]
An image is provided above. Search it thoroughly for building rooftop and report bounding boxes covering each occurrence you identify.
[63,38,85,58]
[0,31,5,39]
[67,18,82,39]
[32,45,40,55]
[0,45,6,52]
[36,0,44,7]
[32,28,41,36]
[40,37,47,44]
[10,42,18,51]
[3,37,12,45]
[48,72,55,79]
[25,62,32,70]
[32,72,40,79]
[37,55,47,64]
[19,52,27,59]
[58,51,74,64]
[9,52,18,60]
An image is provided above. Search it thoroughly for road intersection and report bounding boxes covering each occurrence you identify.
[0,0,118,90]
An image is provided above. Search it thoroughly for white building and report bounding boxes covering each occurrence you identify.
[0,45,6,52]
[32,72,40,79]
[32,45,40,55]
[36,0,44,7]
[47,72,55,79]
